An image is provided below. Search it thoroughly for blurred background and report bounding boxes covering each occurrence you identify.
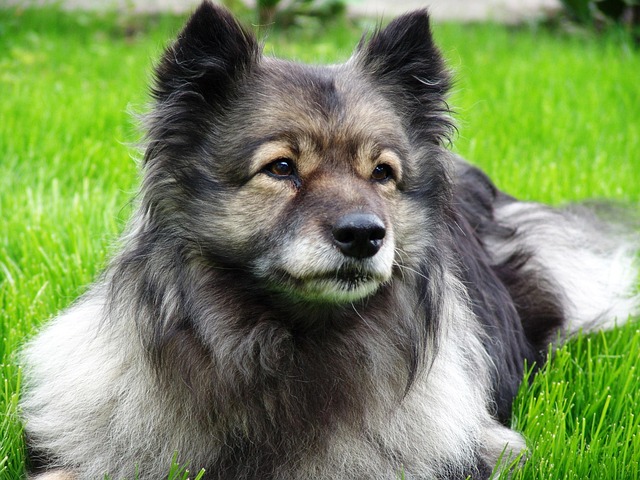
[3,0,639,26]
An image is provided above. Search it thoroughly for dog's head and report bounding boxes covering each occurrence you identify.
[142,1,454,304]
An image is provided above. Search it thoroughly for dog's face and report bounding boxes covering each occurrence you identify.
[143,2,453,304]
[215,63,409,303]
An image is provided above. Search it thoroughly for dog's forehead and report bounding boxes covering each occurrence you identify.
[241,58,407,149]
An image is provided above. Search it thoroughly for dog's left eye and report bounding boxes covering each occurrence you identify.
[264,158,295,178]
[371,164,393,182]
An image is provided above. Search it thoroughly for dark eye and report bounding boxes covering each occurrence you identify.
[264,158,295,178]
[371,164,393,182]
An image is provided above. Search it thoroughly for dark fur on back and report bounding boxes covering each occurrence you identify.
[452,162,565,421]
[21,3,638,479]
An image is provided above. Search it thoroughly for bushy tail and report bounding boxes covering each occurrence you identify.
[491,200,640,336]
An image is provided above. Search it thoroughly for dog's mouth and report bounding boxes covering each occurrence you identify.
[275,265,388,303]
[315,267,380,287]
[259,232,396,304]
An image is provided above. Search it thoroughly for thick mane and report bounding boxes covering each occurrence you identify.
[104,222,442,476]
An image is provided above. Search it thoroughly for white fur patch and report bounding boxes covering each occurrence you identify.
[489,201,640,334]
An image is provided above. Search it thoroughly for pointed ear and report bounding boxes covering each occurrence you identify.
[152,1,259,106]
[357,10,450,95]
[355,11,453,143]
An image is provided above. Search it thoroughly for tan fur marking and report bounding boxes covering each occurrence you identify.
[249,141,296,175]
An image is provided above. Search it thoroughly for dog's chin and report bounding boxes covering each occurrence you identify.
[298,276,384,303]
[274,269,389,304]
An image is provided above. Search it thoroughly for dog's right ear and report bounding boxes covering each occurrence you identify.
[152,1,259,107]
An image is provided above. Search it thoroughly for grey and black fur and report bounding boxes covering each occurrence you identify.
[21,2,639,479]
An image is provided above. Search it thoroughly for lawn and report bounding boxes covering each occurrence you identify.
[1,5,639,479]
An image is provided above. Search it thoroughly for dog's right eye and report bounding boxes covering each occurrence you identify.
[264,158,295,178]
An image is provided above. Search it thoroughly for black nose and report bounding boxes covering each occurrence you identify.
[332,213,386,259]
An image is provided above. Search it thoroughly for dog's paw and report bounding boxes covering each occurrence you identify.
[30,471,77,480]
[479,424,527,473]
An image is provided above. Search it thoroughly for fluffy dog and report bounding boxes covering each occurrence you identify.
[21,2,639,479]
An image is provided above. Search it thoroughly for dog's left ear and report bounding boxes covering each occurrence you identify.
[356,10,450,95]
[355,11,452,140]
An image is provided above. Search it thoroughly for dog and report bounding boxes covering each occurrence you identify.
[20,2,639,479]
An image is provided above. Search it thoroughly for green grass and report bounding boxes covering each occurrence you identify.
[510,323,640,479]
[1,6,639,479]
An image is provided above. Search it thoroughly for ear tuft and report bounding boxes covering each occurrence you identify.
[152,1,259,106]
